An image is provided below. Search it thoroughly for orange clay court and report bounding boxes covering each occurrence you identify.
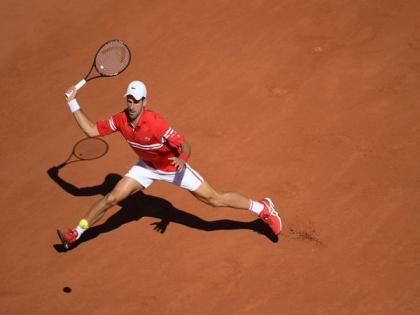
[1,0,420,314]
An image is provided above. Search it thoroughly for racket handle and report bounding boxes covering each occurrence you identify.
[65,79,87,98]
[75,79,87,90]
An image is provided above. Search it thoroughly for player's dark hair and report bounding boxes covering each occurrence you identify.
[127,95,145,103]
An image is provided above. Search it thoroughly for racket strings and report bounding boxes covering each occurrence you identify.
[73,138,109,160]
[95,40,130,76]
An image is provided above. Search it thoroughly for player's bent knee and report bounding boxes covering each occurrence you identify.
[104,192,120,207]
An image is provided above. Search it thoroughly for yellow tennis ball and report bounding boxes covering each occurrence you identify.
[79,219,89,229]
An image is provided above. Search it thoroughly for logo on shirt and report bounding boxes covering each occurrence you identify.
[144,136,151,142]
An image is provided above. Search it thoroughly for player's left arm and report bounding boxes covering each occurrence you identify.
[169,139,191,171]
[155,113,191,171]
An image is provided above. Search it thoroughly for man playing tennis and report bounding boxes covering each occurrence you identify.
[58,81,282,248]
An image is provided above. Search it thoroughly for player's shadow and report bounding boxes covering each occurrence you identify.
[47,167,277,252]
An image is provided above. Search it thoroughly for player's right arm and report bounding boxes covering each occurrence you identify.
[72,110,100,137]
[65,86,100,137]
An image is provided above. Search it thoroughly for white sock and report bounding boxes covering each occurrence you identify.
[249,200,264,215]
[75,226,86,240]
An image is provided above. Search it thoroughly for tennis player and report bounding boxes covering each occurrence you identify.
[57,81,282,248]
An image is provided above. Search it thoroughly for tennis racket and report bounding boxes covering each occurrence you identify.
[57,137,109,168]
[65,39,131,97]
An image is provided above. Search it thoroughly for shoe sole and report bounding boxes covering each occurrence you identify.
[263,197,283,234]
[56,229,70,249]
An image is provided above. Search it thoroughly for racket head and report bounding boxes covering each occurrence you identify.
[72,137,109,161]
[94,39,131,77]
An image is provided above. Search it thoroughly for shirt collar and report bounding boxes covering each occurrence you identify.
[127,108,145,129]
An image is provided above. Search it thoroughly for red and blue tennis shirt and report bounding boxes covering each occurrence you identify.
[97,109,185,172]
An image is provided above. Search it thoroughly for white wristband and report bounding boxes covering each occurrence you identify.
[68,99,81,113]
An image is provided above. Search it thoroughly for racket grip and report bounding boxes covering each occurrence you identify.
[65,79,86,98]
[75,79,87,90]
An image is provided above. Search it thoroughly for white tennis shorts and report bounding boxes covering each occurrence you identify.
[125,160,204,191]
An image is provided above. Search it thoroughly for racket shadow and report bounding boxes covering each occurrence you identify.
[47,168,278,252]
[58,137,109,168]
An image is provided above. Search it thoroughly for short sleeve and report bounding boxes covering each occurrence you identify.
[96,114,120,137]
[152,113,185,151]
[164,129,185,151]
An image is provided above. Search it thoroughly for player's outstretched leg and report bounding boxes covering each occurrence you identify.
[57,177,144,249]
[191,181,282,235]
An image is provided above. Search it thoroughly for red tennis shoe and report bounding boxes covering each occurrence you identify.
[57,228,78,249]
[259,198,283,235]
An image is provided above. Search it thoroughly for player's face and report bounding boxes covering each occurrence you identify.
[126,97,145,121]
